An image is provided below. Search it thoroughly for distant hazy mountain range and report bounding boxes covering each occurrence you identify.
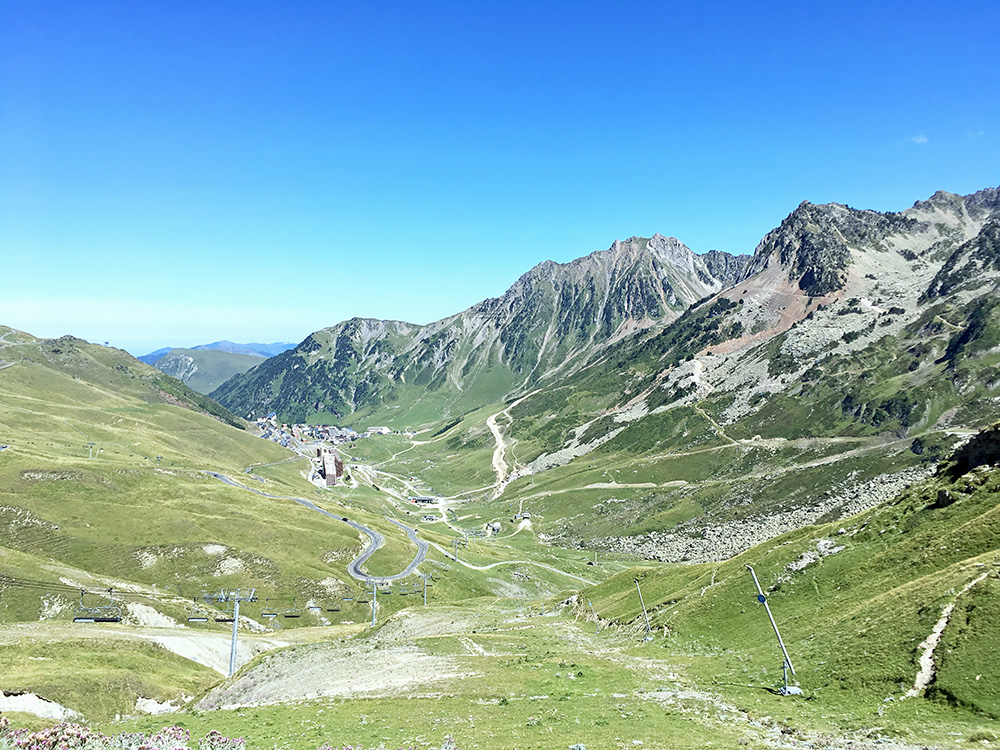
[139,341,295,394]
[139,340,295,364]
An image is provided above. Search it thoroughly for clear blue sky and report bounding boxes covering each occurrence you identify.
[2,1,998,355]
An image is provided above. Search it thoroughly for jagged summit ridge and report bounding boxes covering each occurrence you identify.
[738,200,919,296]
[913,186,1000,217]
[214,185,1000,425]
[213,236,745,422]
[734,187,1000,301]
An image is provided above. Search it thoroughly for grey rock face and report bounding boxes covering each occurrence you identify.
[213,237,743,422]
[739,201,918,296]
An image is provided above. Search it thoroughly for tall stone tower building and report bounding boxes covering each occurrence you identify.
[317,446,345,487]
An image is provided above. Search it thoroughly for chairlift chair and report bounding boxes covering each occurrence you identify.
[73,589,122,624]
[187,597,210,622]
[261,597,278,618]
[283,598,302,619]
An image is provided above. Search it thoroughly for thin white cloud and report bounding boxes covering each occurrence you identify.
[911,133,929,144]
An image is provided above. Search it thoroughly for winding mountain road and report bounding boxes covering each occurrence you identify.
[203,472,427,583]
[0,327,19,369]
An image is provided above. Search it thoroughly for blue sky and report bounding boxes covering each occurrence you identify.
[1,1,998,355]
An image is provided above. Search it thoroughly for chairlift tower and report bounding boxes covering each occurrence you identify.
[634,579,653,640]
[368,580,386,627]
[745,565,801,696]
[207,588,257,677]
[589,600,600,633]
[422,572,433,606]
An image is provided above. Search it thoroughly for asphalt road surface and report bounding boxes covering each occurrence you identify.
[204,471,427,583]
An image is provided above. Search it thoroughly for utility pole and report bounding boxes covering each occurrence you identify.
[634,579,652,640]
[746,565,800,695]
[86,442,95,459]
[371,581,378,627]
[422,573,430,605]
[589,600,600,633]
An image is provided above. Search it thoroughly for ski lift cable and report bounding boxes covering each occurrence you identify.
[4,573,340,622]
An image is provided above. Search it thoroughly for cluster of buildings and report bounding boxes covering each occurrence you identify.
[254,414,360,448]
[251,414,406,488]
[257,422,293,448]
[244,409,432,493]
[296,424,359,443]
[253,413,398,447]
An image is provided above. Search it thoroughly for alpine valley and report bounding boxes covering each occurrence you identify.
[215,186,1000,559]
[2,185,1000,750]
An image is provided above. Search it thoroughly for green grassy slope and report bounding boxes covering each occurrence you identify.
[0,327,626,722]
[99,428,1000,750]
[582,424,1000,736]
[0,329,377,609]
[0,634,219,723]
[0,329,415,714]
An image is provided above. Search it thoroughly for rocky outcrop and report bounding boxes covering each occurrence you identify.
[739,201,918,296]
[590,468,932,563]
[942,422,1000,479]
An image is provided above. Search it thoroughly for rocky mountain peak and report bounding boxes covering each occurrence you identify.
[214,231,746,422]
[647,234,697,270]
[909,186,1000,222]
[960,185,1000,219]
[739,199,918,297]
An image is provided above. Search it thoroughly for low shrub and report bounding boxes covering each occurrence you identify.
[0,713,435,750]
